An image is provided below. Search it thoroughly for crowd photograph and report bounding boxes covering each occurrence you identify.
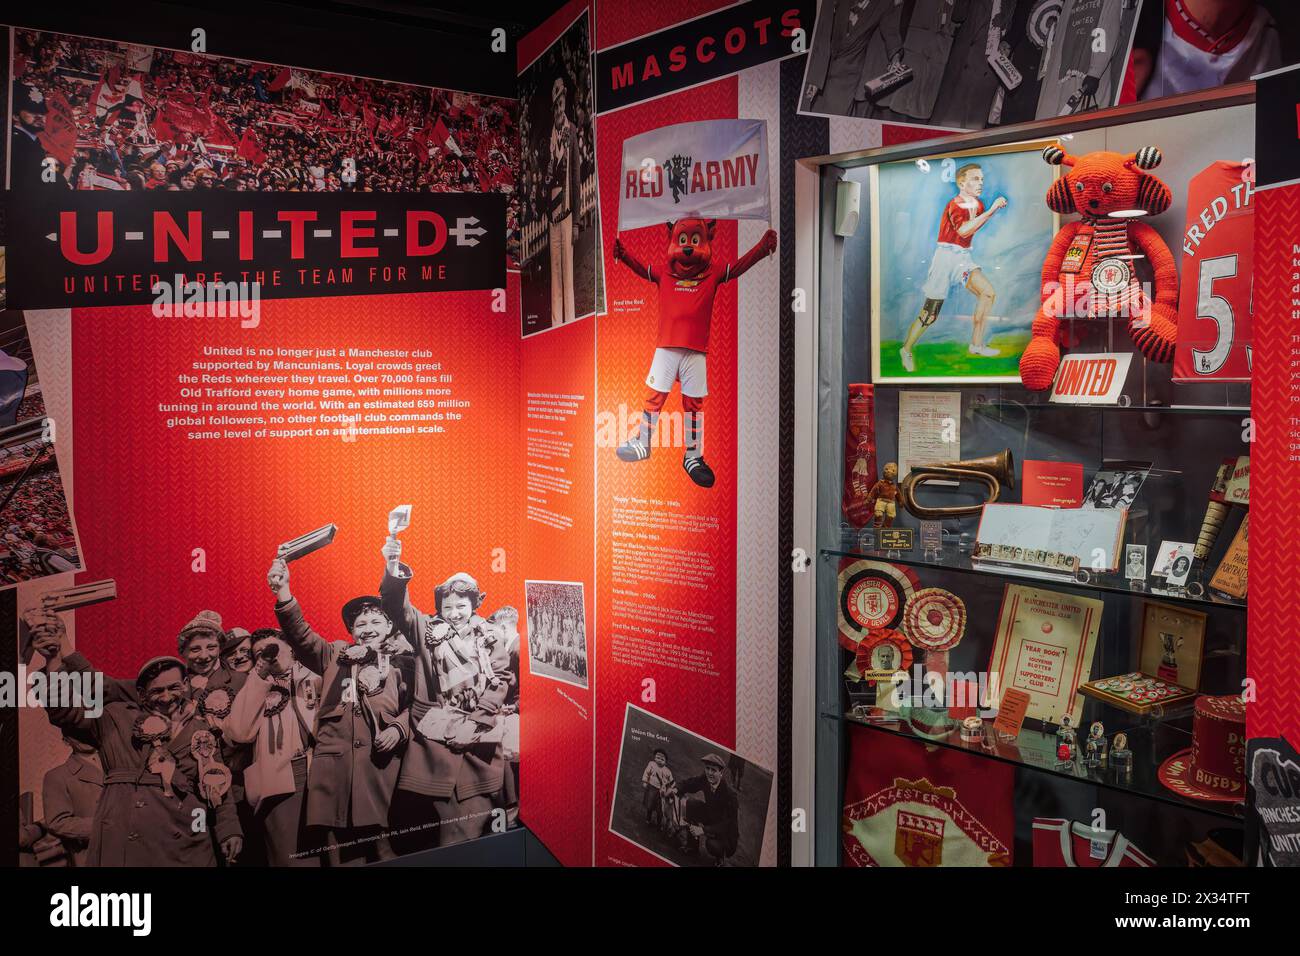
[10,28,522,259]
[17,533,520,866]
[609,705,772,868]
[524,579,588,689]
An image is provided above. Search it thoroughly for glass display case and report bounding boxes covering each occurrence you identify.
[814,88,1253,868]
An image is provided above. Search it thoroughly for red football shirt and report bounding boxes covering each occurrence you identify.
[1173,160,1254,382]
[1032,817,1155,867]
[936,195,983,248]
[652,266,726,353]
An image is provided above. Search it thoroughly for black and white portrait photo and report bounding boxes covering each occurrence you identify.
[1125,543,1147,581]
[518,9,604,336]
[798,0,1143,132]
[524,579,588,689]
[609,705,772,867]
[1082,460,1152,510]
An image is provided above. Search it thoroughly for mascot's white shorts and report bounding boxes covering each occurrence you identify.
[645,347,707,397]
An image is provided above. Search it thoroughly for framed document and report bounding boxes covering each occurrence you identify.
[1138,602,1207,689]
[1079,602,1205,715]
[987,584,1103,725]
[897,390,962,483]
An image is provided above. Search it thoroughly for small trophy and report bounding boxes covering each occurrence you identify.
[387,505,411,575]
[1157,632,1183,683]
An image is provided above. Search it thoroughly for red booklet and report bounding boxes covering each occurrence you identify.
[1021,460,1083,508]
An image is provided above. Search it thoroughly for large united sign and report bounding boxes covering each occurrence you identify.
[6,191,506,308]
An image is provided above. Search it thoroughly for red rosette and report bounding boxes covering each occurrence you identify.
[262,685,290,717]
[356,664,384,696]
[853,627,913,681]
[342,643,376,665]
[837,558,919,651]
[901,588,967,651]
[132,713,171,747]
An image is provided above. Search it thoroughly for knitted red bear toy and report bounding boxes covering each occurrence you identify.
[1019,144,1179,391]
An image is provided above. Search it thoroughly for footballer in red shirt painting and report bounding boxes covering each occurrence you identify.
[898,162,1008,374]
[612,218,776,488]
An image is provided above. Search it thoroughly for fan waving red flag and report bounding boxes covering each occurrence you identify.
[237,126,267,164]
[38,91,78,167]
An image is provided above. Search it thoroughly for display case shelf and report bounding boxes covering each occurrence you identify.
[830,710,1244,823]
[970,400,1251,418]
[821,542,1246,612]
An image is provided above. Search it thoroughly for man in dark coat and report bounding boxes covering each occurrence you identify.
[41,731,104,866]
[803,0,905,117]
[31,618,243,866]
[675,753,740,864]
[49,608,256,862]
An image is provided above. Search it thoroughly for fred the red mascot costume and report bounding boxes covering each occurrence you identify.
[613,220,776,487]
[1019,143,1179,391]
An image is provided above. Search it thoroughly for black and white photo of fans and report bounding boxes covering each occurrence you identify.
[608,705,773,868]
[517,10,604,336]
[798,0,1142,132]
[10,28,521,259]
[17,531,521,867]
[524,579,588,689]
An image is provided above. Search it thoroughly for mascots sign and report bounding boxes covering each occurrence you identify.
[618,119,770,231]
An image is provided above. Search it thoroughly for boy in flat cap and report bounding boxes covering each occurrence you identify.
[380,536,513,849]
[220,627,255,675]
[30,619,243,866]
[267,556,410,865]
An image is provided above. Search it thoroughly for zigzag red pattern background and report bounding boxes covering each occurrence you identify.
[1249,184,1300,740]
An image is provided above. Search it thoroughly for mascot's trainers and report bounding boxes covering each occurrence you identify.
[617,439,651,462]
[683,455,715,488]
[968,344,999,356]
[899,347,915,372]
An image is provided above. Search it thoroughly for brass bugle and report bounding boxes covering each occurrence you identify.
[899,450,1015,520]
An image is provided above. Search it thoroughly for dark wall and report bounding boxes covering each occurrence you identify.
[7,0,530,97]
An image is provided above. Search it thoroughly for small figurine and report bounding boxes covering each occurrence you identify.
[1055,714,1077,763]
[1158,631,1183,683]
[1111,731,1133,781]
[1085,720,1107,768]
[868,462,900,529]
[960,716,984,744]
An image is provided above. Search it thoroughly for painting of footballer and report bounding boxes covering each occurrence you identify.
[870,143,1058,384]
[898,162,1007,374]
